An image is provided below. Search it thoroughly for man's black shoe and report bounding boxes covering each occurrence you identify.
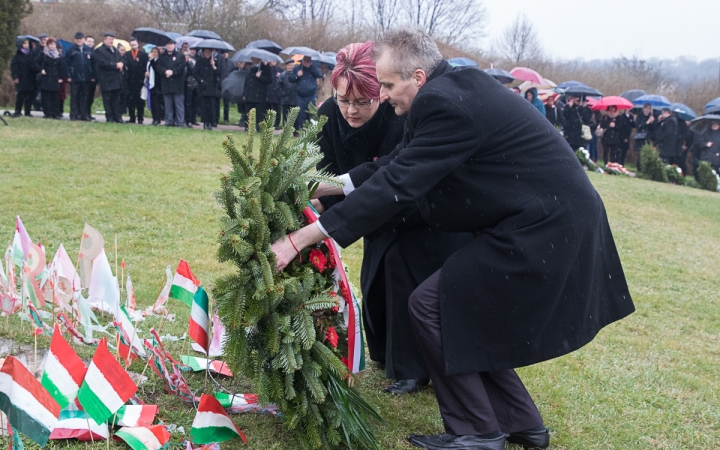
[384,379,429,394]
[185,123,193,128]
[505,426,550,449]
[408,433,505,450]
[164,123,175,127]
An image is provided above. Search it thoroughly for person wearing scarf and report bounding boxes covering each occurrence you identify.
[34,37,67,119]
[10,38,37,117]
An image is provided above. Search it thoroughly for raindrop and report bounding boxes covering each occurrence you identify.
[394,195,398,202]
[609,274,612,279]
[551,243,554,249]
[516,174,519,179]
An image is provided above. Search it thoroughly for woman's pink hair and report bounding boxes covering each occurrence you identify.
[331,42,380,100]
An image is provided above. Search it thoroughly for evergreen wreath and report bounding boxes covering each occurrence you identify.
[213,108,383,449]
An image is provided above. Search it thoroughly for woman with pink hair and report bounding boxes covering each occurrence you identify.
[313,42,472,395]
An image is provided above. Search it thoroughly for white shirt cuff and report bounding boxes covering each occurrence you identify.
[315,219,331,238]
[338,174,355,196]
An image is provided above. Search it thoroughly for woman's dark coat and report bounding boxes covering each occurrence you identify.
[656,115,679,158]
[156,49,186,95]
[699,128,720,168]
[634,110,655,141]
[94,44,123,91]
[244,64,272,103]
[34,53,67,92]
[318,61,635,375]
[317,99,472,379]
[562,103,592,148]
[277,70,298,105]
[11,49,37,92]
[192,57,220,97]
[599,114,622,147]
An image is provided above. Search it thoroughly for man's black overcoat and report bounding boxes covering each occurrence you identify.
[318,61,635,375]
[157,50,186,95]
[123,49,149,91]
[94,44,123,91]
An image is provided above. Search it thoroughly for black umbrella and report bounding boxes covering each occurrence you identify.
[620,89,647,102]
[187,30,222,40]
[231,47,283,64]
[689,114,720,133]
[132,27,173,46]
[564,86,603,97]
[247,39,282,55]
[484,68,514,84]
[191,39,234,51]
[281,46,320,58]
[222,70,247,103]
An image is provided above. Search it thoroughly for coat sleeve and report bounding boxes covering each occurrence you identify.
[259,64,272,85]
[288,66,300,83]
[319,91,485,247]
[310,63,322,79]
[10,56,20,80]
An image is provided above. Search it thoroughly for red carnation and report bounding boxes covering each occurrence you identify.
[326,327,339,348]
[339,281,352,303]
[331,306,339,314]
[309,249,328,273]
[327,252,337,270]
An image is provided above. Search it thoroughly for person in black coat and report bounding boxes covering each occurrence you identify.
[632,103,656,172]
[146,47,164,125]
[84,35,97,119]
[277,59,298,128]
[243,57,272,131]
[313,42,472,394]
[656,107,679,164]
[562,94,592,150]
[123,38,149,123]
[94,32,125,123]
[544,95,564,128]
[266,61,282,128]
[218,52,233,123]
[617,110,633,165]
[157,39,186,126]
[272,28,634,450]
[192,48,221,130]
[10,38,36,117]
[675,118,693,174]
[65,32,96,121]
[598,107,624,163]
[34,37,67,119]
[183,50,198,128]
[289,56,323,129]
[699,122,720,172]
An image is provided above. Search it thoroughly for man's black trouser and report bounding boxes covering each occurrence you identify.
[408,270,543,435]
[15,91,33,115]
[101,89,122,122]
[70,81,91,119]
[244,101,266,130]
[127,87,145,122]
[86,82,97,116]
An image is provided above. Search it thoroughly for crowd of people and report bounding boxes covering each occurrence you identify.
[519,87,720,175]
[10,32,334,132]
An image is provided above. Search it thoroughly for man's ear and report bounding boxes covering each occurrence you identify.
[414,69,428,89]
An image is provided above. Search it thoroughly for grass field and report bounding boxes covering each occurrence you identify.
[1,118,720,449]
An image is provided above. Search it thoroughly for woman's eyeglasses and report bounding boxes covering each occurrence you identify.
[333,96,374,109]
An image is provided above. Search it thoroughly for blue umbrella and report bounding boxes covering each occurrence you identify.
[704,97,720,114]
[557,80,588,90]
[620,89,647,102]
[143,44,155,53]
[632,94,671,108]
[448,57,478,67]
[58,39,73,54]
[670,103,697,121]
[317,52,336,67]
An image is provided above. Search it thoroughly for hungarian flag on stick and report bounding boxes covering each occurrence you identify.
[112,404,158,427]
[49,404,109,441]
[41,324,87,409]
[181,356,233,377]
[190,394,246,444]
[188,287,209,353]
[77,338,138,425]
[114,424,170,450]
[169,260,200,307]
[0,356,60,447]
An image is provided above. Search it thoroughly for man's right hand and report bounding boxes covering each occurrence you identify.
[311,182,343,199]
[117,62,123,70]
[310,199,325,214]
[13,79,19,84]
[297,69,303,77]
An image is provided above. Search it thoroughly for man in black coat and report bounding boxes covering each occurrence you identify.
[84,36,97,119]
[272,28,634,450]
[562,94,592,150]
[123,38,149,124]
[157,39,186,126]
[632,103,656,172]
[94,32,125,123]
[277,59,298,128]
[65,32,96,121]
[656,107,679,165]
[243,57,272,131]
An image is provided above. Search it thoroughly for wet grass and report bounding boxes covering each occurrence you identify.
[1,118,719,449]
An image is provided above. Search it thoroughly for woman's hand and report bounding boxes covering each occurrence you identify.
[271,223,328,272]
[41,70,46,75]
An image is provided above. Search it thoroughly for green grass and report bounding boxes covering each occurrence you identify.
[1,118,720,449]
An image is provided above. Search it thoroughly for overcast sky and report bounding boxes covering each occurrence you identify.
[482,0,719,61]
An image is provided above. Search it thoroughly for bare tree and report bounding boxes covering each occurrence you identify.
[403,0,486,46]
[366,0,400,35]
[496,14,542,64]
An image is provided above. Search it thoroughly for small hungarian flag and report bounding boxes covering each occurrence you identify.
[169,260,200,307]
[49,404,109,441]
[41,324,88,409]
[77,338,138,425]
[188,287,209,352]
[112,404,158,427]
[181,356,233,377]
[190,394,246,445]
[0,355,61,447]
[114,424,170,450]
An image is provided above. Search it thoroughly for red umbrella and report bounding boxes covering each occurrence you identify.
[510,67,545,85]
[585,97,599,108]
[591,96,634,111]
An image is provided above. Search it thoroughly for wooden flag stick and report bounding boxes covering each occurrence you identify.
[125,322,138,370]
[33,331,37,375]
[85,415,95,444]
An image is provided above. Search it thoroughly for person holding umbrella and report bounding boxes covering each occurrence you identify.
[146,46,164,125]
[10,37,36,117]
[633,103,656,171]
[597,106,624,163]
[34,37,67,120]
[157,37,186,127]
[191,47,220,130]
[243,56,272,131]
[277,59,298,128]
[563,94,592,151]
[656,107,679,165]
[290,55,323,131]
[698,120,720,172]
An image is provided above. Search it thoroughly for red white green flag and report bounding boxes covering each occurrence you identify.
[188,287,209,352]
[169,260,200,307]
[114,424,170,450]
[0,355,61,447]
[181,356,233,377]
[112,404,158,427]
[41,324,88,409]
[190,394,246,445]
[77,338,138,425]
[49,403,109,441]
